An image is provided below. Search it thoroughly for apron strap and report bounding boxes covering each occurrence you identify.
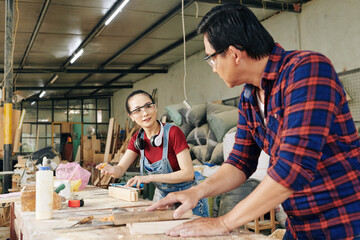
[162,124,172,159]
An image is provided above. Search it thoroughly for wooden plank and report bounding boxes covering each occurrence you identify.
[108,186,138,202]
[74,145,81,163]
[103,118,115,163]
[20,190,61,212]
[35,124,40,151]
[83,136,92,150]
[111,123,119,155]
[128,218,194,235]
[112,208,193,225]
[91,135,100,152]
[93,153,104,164]
[0,192,21,204]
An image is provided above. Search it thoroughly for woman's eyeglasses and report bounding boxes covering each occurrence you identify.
[129,103,156,118]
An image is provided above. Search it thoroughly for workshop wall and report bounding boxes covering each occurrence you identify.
[113,0,360,126]
[263,0,360,73]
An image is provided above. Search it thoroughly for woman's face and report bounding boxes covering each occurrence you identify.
[128,93,157,128]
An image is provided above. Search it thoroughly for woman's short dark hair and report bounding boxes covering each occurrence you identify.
[125,90,155,114]
[197,4,275,60]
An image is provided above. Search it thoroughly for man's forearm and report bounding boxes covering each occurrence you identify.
[196,164,247,199]
[222,175,294,230]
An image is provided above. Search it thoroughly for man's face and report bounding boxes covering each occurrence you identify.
[203,35,239,88]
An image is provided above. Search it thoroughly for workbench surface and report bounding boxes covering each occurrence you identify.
[12,186,271,240]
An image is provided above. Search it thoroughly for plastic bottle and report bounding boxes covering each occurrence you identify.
[36,166,53,220]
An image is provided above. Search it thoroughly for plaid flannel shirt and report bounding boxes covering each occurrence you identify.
[225,43,360,239]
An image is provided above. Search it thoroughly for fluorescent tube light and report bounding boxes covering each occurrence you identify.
[50,74,59,84]
[31,101,36,105]
[105,0,130,26]
[70,49,84,64]
[39,91,46,98]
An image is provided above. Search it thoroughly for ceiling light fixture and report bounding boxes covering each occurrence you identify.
[105,0,130,26]
[70,49,84,64]
[31,101,36,105]
[50,74,59,84]
[39,91,46,98]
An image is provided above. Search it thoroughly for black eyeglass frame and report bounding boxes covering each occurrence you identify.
[129,102,156,115]
[203,45,245,61]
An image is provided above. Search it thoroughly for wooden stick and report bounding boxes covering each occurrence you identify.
[103,118,115,163]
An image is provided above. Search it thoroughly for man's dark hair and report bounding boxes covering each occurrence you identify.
[125,90,155,114]
[197,4,275,60]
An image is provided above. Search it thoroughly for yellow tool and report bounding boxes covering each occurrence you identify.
[98,162,108,170]
[70,216,94,227]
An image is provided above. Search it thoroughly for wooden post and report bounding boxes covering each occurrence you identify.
[103,118,114,163]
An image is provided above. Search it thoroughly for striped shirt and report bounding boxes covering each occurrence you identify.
[225,43,360,239]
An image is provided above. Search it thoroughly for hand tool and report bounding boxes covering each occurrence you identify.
[54,183,65,194]
[98,162,108,170]
[70,216,94,227]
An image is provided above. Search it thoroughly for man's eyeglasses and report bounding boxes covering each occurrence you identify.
[204,49,225,68]
[129,103,156,118]
[204,45,244,68]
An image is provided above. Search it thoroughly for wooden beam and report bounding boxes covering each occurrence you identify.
[128,218,194,235]
[112,207,193,225]
[108,186,138,202]
[103,118,114,163]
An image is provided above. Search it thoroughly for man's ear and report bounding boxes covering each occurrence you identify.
[228,45,242,65]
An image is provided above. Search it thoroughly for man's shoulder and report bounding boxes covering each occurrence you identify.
[283,49,331,66]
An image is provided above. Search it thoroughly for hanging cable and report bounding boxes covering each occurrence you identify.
[195,1,199,18]
[181,0,191,109]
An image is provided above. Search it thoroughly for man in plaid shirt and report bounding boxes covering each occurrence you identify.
[148,4,360,239]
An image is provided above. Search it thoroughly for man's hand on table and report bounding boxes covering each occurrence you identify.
[166,216,230,237]
[146,187,201,218]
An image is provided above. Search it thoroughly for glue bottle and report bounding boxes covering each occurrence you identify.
[36,166,53,220]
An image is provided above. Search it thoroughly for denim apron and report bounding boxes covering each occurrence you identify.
[140,123,209,217]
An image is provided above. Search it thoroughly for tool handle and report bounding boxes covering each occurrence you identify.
[54,183,65,193]
[78,216,94,224]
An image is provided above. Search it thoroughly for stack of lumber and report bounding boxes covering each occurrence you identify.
[82,135,102,165]
[93,118,140,188]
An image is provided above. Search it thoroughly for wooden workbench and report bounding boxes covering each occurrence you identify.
[11,186,271,240]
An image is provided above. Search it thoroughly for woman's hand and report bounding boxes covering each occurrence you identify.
[125,175,152,188]
[96,163,119,177]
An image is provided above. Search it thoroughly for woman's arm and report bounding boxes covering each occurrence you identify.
[96,149,138,178]
[126,148,194,187]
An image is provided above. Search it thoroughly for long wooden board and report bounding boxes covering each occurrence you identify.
[128,218,194,235]
[103,118,114,163]
[112,208,193,225]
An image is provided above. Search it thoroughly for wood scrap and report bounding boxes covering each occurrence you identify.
[94,173,113,188]
[112,208,193,225]
[128,218,194,235]
[108,186,138,202]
